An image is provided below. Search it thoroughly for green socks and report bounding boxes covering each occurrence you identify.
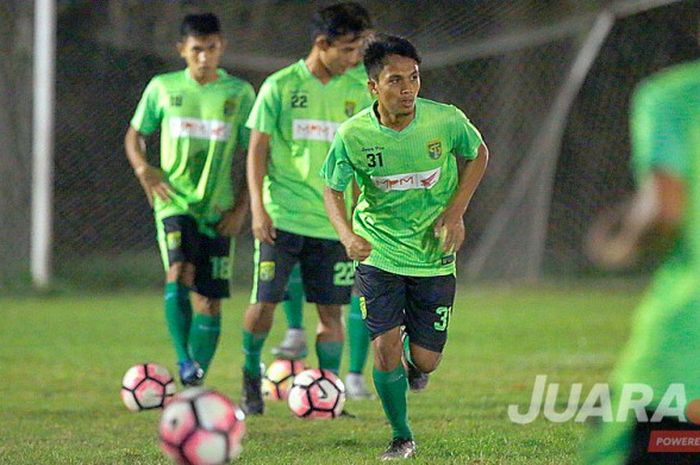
[282,264,305,329]
[348,294,370,374]
[164,282,192,363]
[189,313,221,373]
[373,365,413,440]
[316,340,343,375]
[242,330,268,378]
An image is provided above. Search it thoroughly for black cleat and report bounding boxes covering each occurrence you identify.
[339,409,357,419]
[379,438,416,460]
[406,361,429,392]
[240,370,264,415]
[178,360,204,387]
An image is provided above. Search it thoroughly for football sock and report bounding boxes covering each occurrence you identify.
[242,330,268,378]
[348,294,370,374]
[402,333,419,371]
[373,365,412,440]
[188,313,221,374]
[164,281,193,364]
[316,340,343,375]
[282,264,304,329]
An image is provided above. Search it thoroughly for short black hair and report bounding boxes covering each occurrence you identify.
[180,13,221,38]
[310,2,372,43]
[364,34,421,80]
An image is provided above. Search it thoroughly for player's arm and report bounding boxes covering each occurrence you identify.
[434,143,489,252]
[124,126,172,207]
[247,129,276,244]
[586,171,684,269]
[216,151,250,237]
[324,187,371,261]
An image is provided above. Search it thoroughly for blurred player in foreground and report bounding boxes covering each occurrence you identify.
[240,2,372,414]
[322,34,488,460]
[583,60,700,464]
[125,13,254,386]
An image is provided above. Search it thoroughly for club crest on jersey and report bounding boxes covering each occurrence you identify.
[428,140,442,159]
[344,100,356,117]
[223,98,237,116]
[259,261,275,281]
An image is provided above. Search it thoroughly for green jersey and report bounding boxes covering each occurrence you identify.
[130,69,255,235]
[584,61,700,465]
[246,59,373,239]
[322,98,483,277]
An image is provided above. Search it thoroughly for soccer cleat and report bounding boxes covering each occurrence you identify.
[270,330,308,360]
[379,438,417,460]
[339,409,357,419]
[345,372,375,400]
[178,360,204,386]
[406,362,429,392]
[240,369,264,415]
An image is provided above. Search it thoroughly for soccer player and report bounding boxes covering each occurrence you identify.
[582,61,700,465]
[271,61,376,400]
[322,34,488,460]
[125,13,255,386]
[240,2,373,414]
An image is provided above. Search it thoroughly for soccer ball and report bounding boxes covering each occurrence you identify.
[287,368,346,419]
[261,359,306,401]
[159,387,246,465]
[121,363,176,412]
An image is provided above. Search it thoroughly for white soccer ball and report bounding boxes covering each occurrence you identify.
[261,359,307,401]
[287,368,345,419]
[120,363,176,412]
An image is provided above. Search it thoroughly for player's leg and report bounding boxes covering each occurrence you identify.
[271,263,308,360]
[299,236,352,376]
[187,234,233,378]
[403,273,456,391]
[241,231,300,414]
[356,264,415,459]
[158,215,201,385]
[346,291,373,399]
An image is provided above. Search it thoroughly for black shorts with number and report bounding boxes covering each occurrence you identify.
[250,230,353,305]
[157,215,232,299]
[355,264,456,353]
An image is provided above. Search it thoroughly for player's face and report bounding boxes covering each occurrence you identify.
[319,33,367,76]
[370,54,421,117]
[178,34,224,83]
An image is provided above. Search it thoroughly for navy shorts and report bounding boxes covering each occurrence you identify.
[354,264,455,353]
[250,230,353,305]
[157,215,233,299]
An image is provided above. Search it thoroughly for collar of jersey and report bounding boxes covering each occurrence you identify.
[369,99,420,137]
[184,68,226,87]
[298,59,343,88]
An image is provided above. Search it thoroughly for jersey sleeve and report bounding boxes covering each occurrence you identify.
[321,132,355,192]
[246,77,280,135]
[130,78,163,136]
[237,83,256,150]
[452,107,483,161]
[630,82,690,181]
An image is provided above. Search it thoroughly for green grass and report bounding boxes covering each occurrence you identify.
[0,282,642,464]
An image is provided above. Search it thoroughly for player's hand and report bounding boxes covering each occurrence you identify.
[135,165,173,207]
[251,206,276,244]
[341,233,372,261]
[216,207,248,237]
[434,208,465,253]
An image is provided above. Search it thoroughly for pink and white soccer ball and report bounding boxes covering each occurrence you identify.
[287,368,346,419]
[120,363,176,412]
[159,387,246,465]
[261,359,306,401]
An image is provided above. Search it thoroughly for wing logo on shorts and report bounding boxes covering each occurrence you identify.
[359,296,368,320]
[259,261,275,282]
[166,231,181,250]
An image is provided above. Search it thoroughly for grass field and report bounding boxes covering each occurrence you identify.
[0,282,643,464]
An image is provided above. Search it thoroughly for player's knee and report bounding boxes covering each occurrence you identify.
[316,305,343,327]
[193,296,221,316]
[167,262,195,286]
[412,353,441,373]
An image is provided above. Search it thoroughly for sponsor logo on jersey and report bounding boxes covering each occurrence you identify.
[428,140,442,159]
[169,117,232,141]
[344,100,356,117]
[292,119,340,142]
[371,167,441,192]
[170,95,183,107]
[223,98,237,117]
[259,261,275,281]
